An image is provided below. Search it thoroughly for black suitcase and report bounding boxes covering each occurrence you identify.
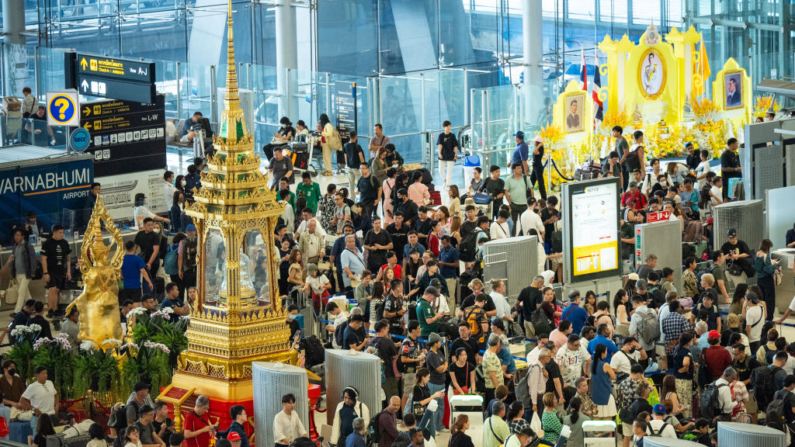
[155,277,165,298]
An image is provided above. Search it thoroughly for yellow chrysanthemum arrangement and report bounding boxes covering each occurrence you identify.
[754,95,781,118]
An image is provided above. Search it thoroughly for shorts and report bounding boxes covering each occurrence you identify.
[119,288,143,304]
[402,373,416,397]
[622,419,635,436]
[46,271,67,289]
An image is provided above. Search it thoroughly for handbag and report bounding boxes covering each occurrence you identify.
[5,278,19,305]
[522,175,534,201]
[10,407,33,421]
[473,192,491,205]
[529,411,543,436]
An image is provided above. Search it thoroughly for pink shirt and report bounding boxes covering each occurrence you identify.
[549,328,569,350]
[408,182,430,207]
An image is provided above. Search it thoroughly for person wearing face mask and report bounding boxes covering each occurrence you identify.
[263,117,295,161]
[133,193,170,230]
[641,158,663,197]
[0,360,24,422]
[163,170,177,208]
[285,304,301,343]
[170,191,191,233]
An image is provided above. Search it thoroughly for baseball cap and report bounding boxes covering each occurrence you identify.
[706,217,714,224]
[727,228,738,237]
[186,224,197,232]
[514,131,525,139]
[424,286,439,297]
[227,432,241,442]
[707,330,721,340]
[428,332,442,345]
[490,317,505,331]
[532,136,544,143]
[652,404,666,414]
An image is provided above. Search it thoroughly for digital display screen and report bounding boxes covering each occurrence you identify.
[566,179,621,281]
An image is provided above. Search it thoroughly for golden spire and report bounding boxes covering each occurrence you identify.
[219,0,245,142]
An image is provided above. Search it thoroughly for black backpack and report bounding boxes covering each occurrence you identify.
[767,391,791,424]
[301,335,325,368]
[367,410,388,447]
[335,321,349,348]
[183,237,198,270]
[625,149,641,171]
[459,229,483,262]
[752,365,783,410]
[696,264,716,293]
[109,401,138,431]
[531,307,553,337]
[647,422,669,437]
[699,382,727,420]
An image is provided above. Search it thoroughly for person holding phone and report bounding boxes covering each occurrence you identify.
[183,396,215,447]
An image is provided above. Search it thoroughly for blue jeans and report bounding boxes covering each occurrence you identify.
[30,415,38,433]
[427,382,445,431]
[417,407,436,439]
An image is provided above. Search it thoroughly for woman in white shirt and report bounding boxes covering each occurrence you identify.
[695,150,712,190]
[123,425,142,447]
[490,210,512,240]
[133,193,170,229]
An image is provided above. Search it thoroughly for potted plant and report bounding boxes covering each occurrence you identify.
[73,339,124,398]
[120,341,171,394]
[33,334,75,398]
[132,308,189,373]
[8,324,41,383]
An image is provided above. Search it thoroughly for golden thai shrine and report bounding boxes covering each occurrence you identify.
[541,23,764,184]
[157,0,296,435]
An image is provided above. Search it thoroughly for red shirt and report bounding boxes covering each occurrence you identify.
[704,345,732,381]
[183,411,212,447]
[379,263,402,280]
[428,234,441,256]
[621,190,647,210]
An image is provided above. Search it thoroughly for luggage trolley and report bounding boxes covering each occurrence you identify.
[449,395,484,447]
[583,420,617,447]
[287,135,318,177]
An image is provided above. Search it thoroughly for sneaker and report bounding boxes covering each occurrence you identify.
[46,309,54,319]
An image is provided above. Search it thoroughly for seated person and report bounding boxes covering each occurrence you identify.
[24,106,55,146]
[263,117,295,160]
[180,111,214,144]
[160,283,190,316]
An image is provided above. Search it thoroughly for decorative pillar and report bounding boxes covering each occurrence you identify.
[598,35,635,115]
[523,0,543,122]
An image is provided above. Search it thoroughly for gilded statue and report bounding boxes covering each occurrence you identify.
[65,197,123,345]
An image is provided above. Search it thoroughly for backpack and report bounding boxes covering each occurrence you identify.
[367,409,388,447]
[182,237,198,270]
[752,365,783,410]
[516,364,542,408]
[763,345,777,364]
[531,307,553,337]
[767,392,790,424]
[699,382,727,420]
[459,228,483,262]
[328,128,343,151]
[625,148,641,171]
[335,321,349,348]
[464,306,484,337]
[164,245,179,276]
[551,231,563,253]
[636,308,660,344]
[301,335,325,368]
[648,423,670,437]
[108,401,138,432]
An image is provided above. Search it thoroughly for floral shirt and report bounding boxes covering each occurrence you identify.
[319,194,337,234]
[683,269,698,299]
[617,377,641,410]
[482,350,504,389]
[577,392,597,417]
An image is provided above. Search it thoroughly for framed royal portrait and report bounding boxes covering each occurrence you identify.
[724,71,743,110]
[638,48,666,100]
[564,93,585,133]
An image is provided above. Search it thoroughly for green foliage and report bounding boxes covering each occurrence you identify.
[33,338,75,399]
[120,343,172,394]
[7,340,35,384]
[73,348,124,398]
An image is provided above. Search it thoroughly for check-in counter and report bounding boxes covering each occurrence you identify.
[772,249,795,315]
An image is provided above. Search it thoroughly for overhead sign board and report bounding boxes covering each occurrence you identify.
[79,95,166,177]
[562,177,621,283]
[46,90,80,127]
[64,52,156,103]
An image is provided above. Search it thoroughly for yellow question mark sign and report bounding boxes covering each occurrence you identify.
[55,98,69,120]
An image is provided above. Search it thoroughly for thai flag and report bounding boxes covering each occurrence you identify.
[580,47,588,93]
[593,49,604,121]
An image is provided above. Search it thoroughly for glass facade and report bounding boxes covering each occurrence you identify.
[2,0,794,162]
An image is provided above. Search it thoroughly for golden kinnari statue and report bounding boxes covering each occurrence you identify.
[65,197,123,346]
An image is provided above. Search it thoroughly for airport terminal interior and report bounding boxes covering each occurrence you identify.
[4,0,795,446]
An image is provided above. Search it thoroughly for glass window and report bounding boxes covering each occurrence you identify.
[632,0,661,25]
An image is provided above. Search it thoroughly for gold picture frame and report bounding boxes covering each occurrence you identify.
[564,92,585,133]
[637,48,667,100]
[724,70,744,110]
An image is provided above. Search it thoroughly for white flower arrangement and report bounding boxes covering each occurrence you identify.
[33,336,71,351]
[150,310,172,321]
[101,339,122,347]
[28,324,42,332]
[10,325,40,337]
[128,307,149,317]
[80,340,98,352]
[120,342,138,352]
[160,307,174,314]
[143,341,170,354]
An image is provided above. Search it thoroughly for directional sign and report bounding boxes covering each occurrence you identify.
[46,90,80,127]
[69,127,92,152]
[647,211,671,223]
[79,96,166,177]
[64,52,156,103]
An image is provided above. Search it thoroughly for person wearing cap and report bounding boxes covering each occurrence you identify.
[646,403,677,438]
[226,431,242,447]
[504,163,531,228]
[417,287,444,338]
[343,314,369,351]
[508,131,530,175]
[529,135,547,200]
[135,404,167,447]
[423,332,448,432]
[703,329,732,383]
[437,120,460,189]
[126,382,152,426]
[722,228,754,277]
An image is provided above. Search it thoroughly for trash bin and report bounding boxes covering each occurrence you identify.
[463,154,481,189]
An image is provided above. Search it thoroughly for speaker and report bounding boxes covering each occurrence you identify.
[716,421,785,447]
[252,362,309,447]
[325,349,381,425]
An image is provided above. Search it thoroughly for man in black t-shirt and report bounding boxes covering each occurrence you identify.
[540,196,560,250]
[364,216,393,273]
[414,207,432,248]
[383,280,406,337]
[459,205,479,238]
[478,165,505,220]
[530,136,547,200]
[135,218,162,295]
[356,162,381,218]
[386,212,409,262]
[516,276,544,333]
[40,225,72,318]
[451,321,479,366]
[721,228,754,277]
[436,120,460,189]
[720,138,741,200]
[395,189,419,227]
[369,320,400,400]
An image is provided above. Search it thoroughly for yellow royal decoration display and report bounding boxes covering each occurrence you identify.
[65,197,124,346]
[166,0,296,402]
